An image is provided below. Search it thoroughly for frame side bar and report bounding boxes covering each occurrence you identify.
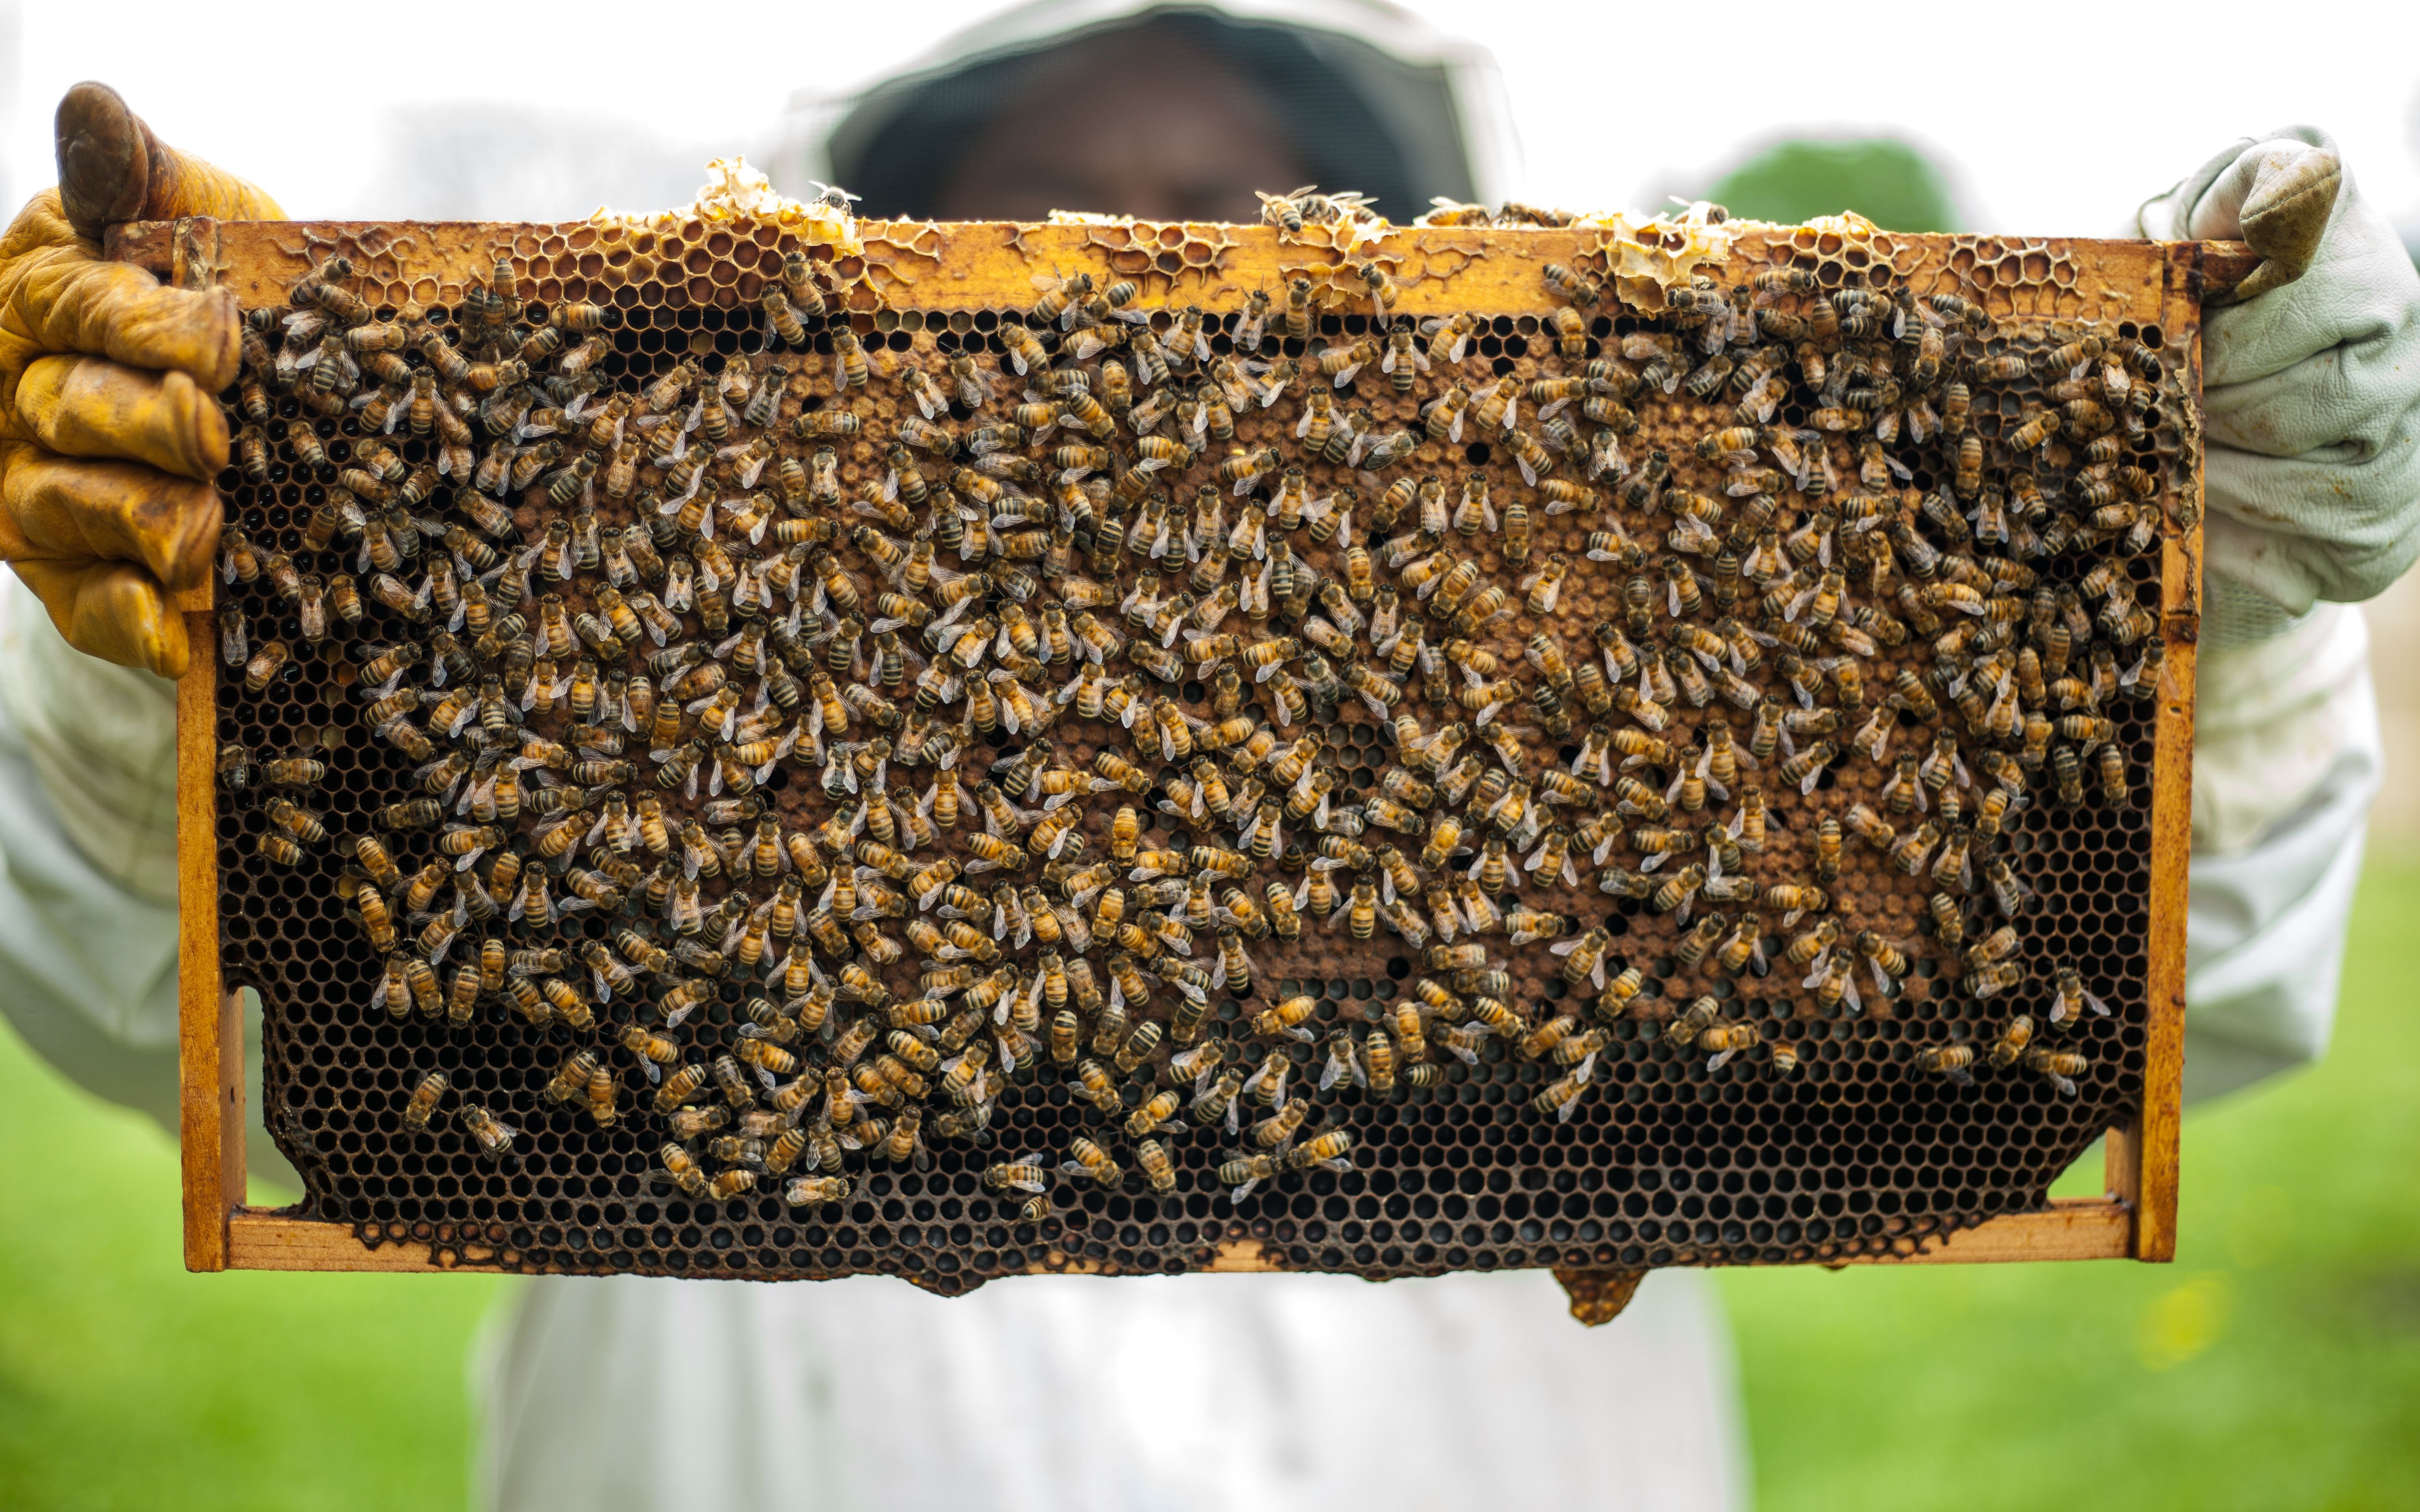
[2132,246,2207,1262]
[177,608,239,1270]
[2137,583,2195,1263]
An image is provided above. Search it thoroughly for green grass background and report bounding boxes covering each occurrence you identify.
[5,862,2417,1510]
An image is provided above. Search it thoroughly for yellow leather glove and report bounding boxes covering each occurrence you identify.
[0,82,283,677]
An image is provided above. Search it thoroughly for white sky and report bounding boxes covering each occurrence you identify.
[7,0,2416,235]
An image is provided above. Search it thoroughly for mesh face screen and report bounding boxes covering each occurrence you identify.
[204,213,2185,1289]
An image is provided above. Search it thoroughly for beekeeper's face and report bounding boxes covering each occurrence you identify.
[928,23,1311,223]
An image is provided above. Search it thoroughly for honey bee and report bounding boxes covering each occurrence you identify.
[265,797,328,845]
[243,639,291,693]
[1549,924,1614,988]
[1284,1126,1355,1175]
[1529,1060,1595,1122]
[1062,1136,1122,1188]
[1650,864,1708,921]
[2025,1046,2089,1096]
[1983,1013,2036,1072]
[1917,1044,1976,1087]
[1694,1021,1760,1073]
[400,1069,448,1132]
[1217,1150,1282,1201]
[1776,741,1839,797]
[1880,757,1928,816]
[458,1103,518,1160]
[783,1175,852,1208]
[2050,967,2111,1024]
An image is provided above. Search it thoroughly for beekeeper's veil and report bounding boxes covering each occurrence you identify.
[762,0,1521,221]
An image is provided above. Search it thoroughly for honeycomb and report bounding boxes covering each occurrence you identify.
[188,194,2194,1293]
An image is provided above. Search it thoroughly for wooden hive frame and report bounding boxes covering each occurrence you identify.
[116,212,2248,1286]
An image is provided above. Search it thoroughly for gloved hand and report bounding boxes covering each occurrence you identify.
[0,82,282,677]
[2136,127,2420,651]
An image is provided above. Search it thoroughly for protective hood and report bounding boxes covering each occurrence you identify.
[759,0,1520,222]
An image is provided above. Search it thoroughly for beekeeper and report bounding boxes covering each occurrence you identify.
[0,2,2413,1508]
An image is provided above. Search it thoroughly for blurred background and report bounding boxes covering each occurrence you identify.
[3,0,2418,1506]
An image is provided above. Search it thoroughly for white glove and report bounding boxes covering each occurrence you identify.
[2138,130,2412,1101]
[2136,127,2420,650]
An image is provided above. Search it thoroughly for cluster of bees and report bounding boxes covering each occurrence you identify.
[213,193,2157,1227]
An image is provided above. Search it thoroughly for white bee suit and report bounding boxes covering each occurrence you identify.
[480,1268,1746,1512]
[0,584,295,1187]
